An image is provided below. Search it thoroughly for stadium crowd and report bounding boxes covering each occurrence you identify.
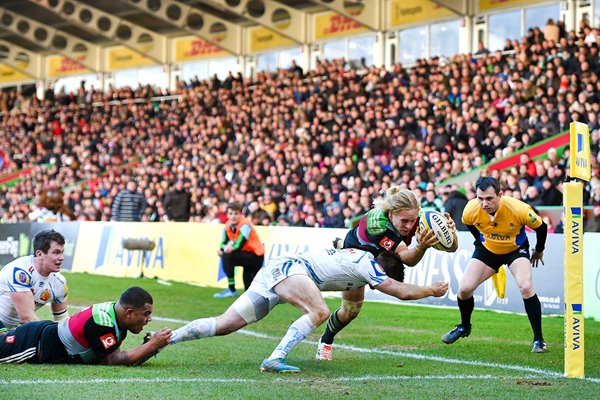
[0,22,599,231]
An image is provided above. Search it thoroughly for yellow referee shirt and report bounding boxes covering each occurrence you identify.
[462,196,543,255]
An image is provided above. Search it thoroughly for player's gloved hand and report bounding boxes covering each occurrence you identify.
[531,250,544,268]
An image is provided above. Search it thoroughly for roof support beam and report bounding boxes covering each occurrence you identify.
[33,0,167,64]
[0,6,99,71]
[121,0,242,56]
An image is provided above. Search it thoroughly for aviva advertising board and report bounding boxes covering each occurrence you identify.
[71,222,222,283]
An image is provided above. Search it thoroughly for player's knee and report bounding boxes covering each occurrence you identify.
[457,287,474,299]
[216,318,245,335]
[313,307,331,326]
[340,300,363,320]
[216,316,236,335]
[519,283,534,297]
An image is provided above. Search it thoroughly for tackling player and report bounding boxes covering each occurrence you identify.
[169,248,448,373]
[318,187,458,360]
[0,230,69,332]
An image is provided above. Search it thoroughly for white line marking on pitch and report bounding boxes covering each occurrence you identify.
[0,374,569,386]
[56,309,599,384]
[150,315,600,383]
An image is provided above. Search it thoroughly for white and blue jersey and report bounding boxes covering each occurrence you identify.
[232,248,389,324]
[257,248,388,294]
[0,255,68,329]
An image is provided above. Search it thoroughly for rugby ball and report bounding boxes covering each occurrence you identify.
[419,210,454,251]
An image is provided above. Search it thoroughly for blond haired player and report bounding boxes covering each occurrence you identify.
[317,186,458,360]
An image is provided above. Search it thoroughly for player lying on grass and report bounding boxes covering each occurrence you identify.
[169,248,448,373]
[0,286,171,365]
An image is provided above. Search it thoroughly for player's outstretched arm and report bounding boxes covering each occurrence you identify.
[99,328,172,366]
[375,279,448,301]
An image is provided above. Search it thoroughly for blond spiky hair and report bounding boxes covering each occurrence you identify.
[373,186,419,213]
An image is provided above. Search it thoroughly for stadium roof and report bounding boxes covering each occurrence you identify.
[0,0,470,57]
[0,1,343,60]
[0,0,471,75]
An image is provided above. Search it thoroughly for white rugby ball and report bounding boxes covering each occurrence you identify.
[419,210,454,251]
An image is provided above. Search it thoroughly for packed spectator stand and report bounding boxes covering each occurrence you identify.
[0,23,599,232]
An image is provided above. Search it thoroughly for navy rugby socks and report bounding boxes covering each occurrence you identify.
[458,296,474,328]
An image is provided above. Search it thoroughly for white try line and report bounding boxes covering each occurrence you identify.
[52,309,599,384]
[0,374,569,386]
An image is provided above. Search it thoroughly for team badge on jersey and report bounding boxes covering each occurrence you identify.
[40,289,51,302]
[100,333,116,349]
[5,335,15,344]
[370,260,386,277]
[379,237,394,251]
[13,268,31,286]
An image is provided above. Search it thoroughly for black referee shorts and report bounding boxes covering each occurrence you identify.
[472,241,531,272]
[0,321,68,364]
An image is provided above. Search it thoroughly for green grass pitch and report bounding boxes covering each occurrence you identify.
[1,272,599,399]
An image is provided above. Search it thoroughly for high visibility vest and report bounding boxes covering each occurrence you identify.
[225,217,265,256]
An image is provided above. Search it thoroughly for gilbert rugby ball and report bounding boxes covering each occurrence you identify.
[419,210,454,251]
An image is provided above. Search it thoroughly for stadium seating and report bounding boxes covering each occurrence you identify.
[0,25,598,232]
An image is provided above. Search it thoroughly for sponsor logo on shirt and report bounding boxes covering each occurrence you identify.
[100,333,116,349]
[379,237,394,250]
[13,268,31,286]
[40,289,51,302]
[528,212,538,224]
[370,260,386,276]
[271,268,282,280]
[5,335,15,344]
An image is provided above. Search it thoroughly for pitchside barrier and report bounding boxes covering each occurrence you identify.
[1,222,600,321]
